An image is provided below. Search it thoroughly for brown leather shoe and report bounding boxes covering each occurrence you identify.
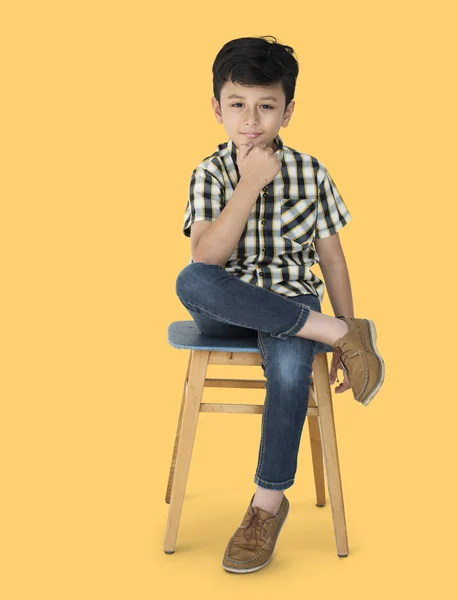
[222,493,290,573]
[331,317,385,406]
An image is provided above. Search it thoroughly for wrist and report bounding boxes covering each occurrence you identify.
[239,175,263,193]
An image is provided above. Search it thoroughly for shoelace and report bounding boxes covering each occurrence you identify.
[244,510,269,542]
[330,339,371,385]
[330,346,344,384]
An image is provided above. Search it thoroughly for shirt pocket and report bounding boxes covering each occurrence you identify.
[280,197,317,248]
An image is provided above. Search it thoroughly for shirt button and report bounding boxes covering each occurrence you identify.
[259,272,263,277]
[261,219,266,225]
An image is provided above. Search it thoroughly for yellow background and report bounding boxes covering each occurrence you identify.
[1,1,457,598]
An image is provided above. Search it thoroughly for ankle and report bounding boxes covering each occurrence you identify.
[252,487,285,515]
[296,311,349,346]
[332,319,349,345]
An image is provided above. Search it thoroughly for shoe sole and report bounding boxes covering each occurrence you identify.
[340,319,385,406]
[222,502,290,574]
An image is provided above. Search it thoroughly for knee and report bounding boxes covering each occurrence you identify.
[175,261,219,300]
[278,364,312,391]
[176,263,195,299]
[270,351,316,395]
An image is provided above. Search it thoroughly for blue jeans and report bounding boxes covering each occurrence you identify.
[175,262,334,491]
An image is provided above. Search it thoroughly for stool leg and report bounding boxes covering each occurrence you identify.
[163,349,209,554]
[165,351,192,504]
[312,352,349,558]
[307,379,326,507]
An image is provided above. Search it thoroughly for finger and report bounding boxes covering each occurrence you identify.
[237,142,253,160]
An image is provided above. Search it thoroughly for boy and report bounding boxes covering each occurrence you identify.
[175,35,385,573]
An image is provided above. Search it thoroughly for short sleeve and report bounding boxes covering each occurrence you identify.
[183,166,224,238]
[315,167,352,239]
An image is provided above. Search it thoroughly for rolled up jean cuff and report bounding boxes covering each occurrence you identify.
[272,304,311,340]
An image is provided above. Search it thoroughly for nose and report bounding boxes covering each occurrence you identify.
[244,107,259,126]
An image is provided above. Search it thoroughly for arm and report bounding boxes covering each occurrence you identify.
[314,233,354,318]
[194,177,262,266]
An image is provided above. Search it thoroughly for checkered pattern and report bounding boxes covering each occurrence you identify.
[183,135,352,303]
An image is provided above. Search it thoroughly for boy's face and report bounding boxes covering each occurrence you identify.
[211,80,295,152]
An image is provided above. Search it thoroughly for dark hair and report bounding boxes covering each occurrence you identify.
[212,35,299,114]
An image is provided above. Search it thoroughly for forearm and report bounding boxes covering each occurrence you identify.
[194,177,261,267]
[320,260,355,318]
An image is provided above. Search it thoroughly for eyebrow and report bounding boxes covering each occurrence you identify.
[227,94,279,102]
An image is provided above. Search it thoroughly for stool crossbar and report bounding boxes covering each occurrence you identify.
[164,320,349,557]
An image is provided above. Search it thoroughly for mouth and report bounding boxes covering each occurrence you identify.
[242,132,262,139]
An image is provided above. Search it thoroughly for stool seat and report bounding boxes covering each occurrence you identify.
[168,320,334,354]
[164,320,349,559]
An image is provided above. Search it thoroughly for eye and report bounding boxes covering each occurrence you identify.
[231,103,274,110]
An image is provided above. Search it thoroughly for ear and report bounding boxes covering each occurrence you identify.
[211,97,224,124]
[282,100,295,127]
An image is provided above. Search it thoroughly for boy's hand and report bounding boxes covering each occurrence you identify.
[330,367,351,394]
[237,142,282,189]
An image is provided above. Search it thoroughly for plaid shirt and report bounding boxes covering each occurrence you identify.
[183,134,352,303]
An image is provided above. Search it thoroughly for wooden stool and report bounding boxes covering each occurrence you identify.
[164,320,349,557]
